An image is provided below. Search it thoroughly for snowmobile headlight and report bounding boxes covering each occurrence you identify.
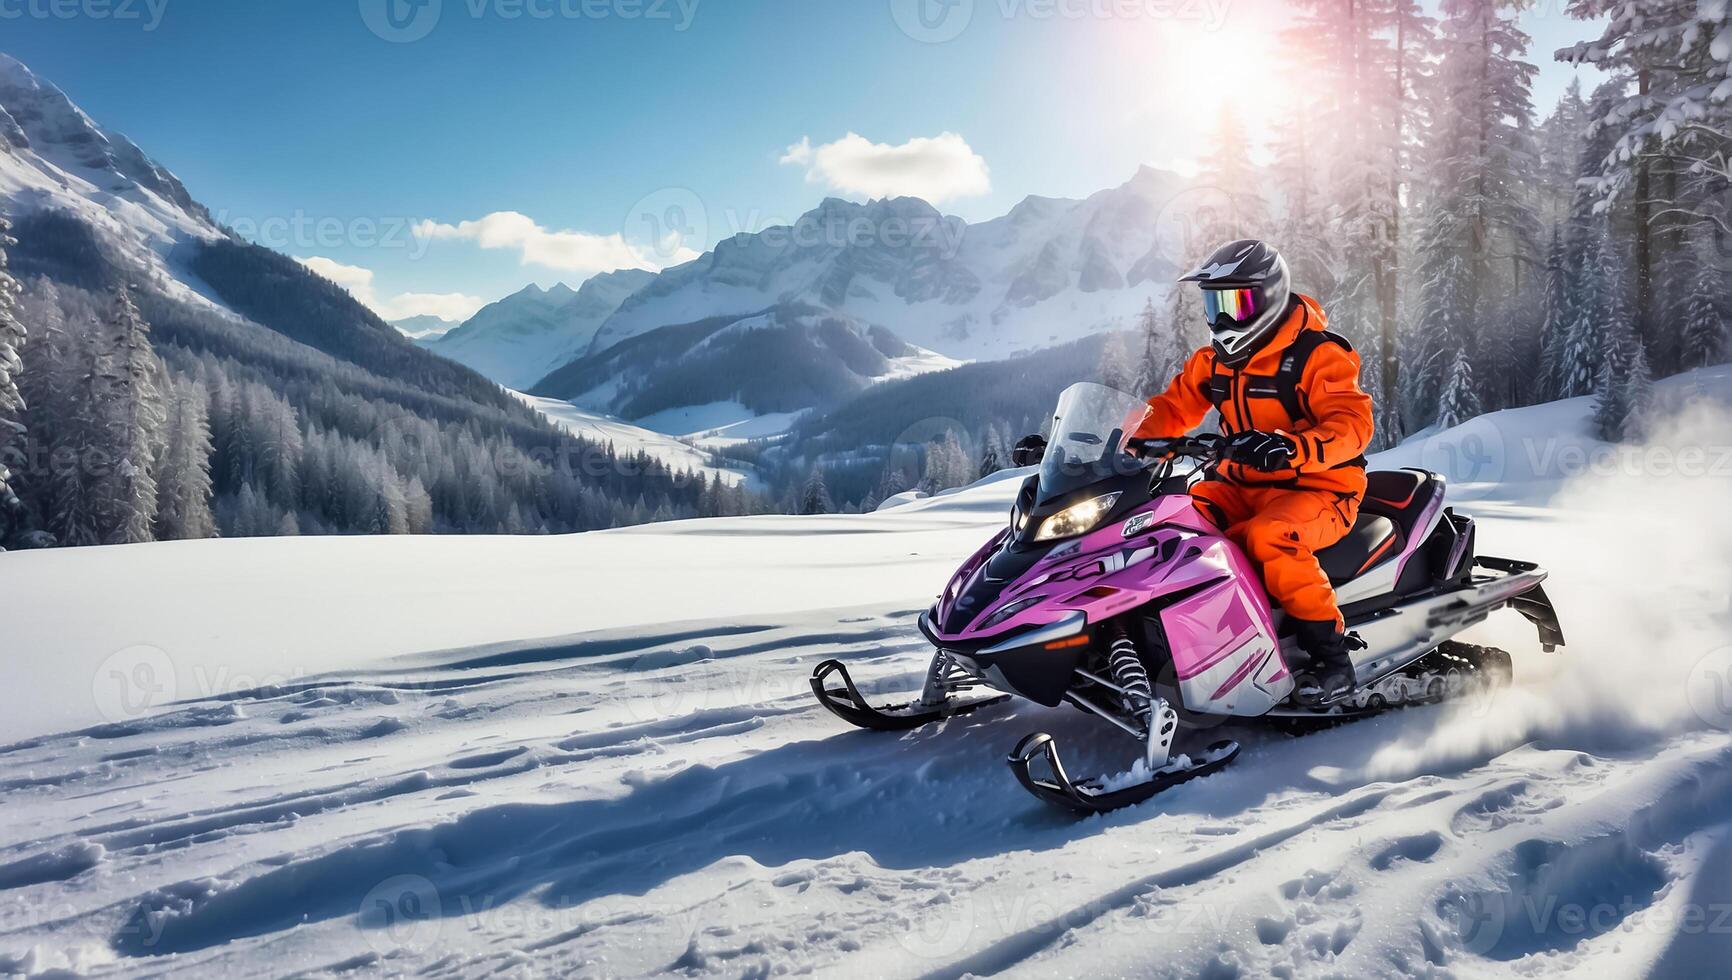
[1032,493,1121,543]
[978,596,1043,631]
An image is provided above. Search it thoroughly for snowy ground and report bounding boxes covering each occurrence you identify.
[4,372,1732,978]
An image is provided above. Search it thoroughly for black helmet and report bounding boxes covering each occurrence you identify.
[1179,239,1292,367]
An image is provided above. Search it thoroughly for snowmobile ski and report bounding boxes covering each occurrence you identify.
[1009,733,1240,814]
[810,658,1008,731]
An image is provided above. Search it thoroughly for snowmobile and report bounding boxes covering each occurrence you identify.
[811,382,1566,813]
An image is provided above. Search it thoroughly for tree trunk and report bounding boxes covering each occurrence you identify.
[1633,69,1653,345]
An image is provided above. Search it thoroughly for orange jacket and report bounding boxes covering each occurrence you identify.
[1131,294,1373,497]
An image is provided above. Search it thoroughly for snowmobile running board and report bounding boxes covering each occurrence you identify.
[810,659,1009,731]
[1009,734,1240,813]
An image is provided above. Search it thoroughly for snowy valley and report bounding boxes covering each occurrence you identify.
[4,372,1732,978]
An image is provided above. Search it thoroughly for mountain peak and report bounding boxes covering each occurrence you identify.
[0,53,210,225]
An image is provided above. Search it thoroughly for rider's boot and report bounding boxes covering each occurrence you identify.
[1292,617,1366,706]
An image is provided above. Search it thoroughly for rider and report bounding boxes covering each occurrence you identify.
[1129,240,1374,704]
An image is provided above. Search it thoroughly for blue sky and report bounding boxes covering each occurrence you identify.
[4,0,1604,322]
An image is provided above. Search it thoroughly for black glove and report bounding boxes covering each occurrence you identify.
[1223,430,1297,473]
[1010,434,1048,467]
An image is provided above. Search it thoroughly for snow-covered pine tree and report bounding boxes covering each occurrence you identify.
[1535,79,1590,227]
[152,377,217,540]
[1134,290,1196,399]
[977,428,1004,481]
[1407,248,1472,427]
[1267,96,1337,296]
[0,218,25,523]
[1282,0,1422,425]
[1097,327,1134,393]
[1559,236,1616,398]
[1536,225,1573,400]
[799,466,833,516]
[1195,106,1272,243]
[1681,239,1726,369]
[1436,347,1482,429]
[1558,0,1732,362]
[1623,341,1655,438]
[1592,316,1639,440]
[97,287,167,545]
[1415,0,1542,410]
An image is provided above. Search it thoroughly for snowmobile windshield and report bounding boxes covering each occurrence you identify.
[1036,383,1148,505]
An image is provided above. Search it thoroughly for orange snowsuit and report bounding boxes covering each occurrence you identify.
[1131,295,1374,626]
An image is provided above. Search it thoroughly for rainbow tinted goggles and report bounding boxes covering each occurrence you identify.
[1203,287,1259,324]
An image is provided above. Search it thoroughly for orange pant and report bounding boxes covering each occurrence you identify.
[1191,481,1358,627]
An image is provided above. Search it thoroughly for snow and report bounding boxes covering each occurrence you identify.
[586,168,1189,364]
[631,400,806,444]
[510,391,755,488]
[4,369,1732,977]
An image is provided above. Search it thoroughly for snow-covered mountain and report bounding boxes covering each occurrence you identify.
[580,166,1190,365]
[425,270,656,389]
[5,371,1732,975]
[531,302,958,422]
[0,53,220,297]
[390,313,461,340]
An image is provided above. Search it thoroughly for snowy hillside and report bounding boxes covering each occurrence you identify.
[582,167,1189,364]
[426,272,656,390]
[513,391,756,489]
[3,371,1732,977]
[0,54,220,305]
[531,303,959,420]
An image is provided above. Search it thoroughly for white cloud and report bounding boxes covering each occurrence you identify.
[413,211,694,275]
[296,256,484,324]
[779,132,991,203]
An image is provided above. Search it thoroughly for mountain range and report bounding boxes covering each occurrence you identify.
[421,166,1193,432]
[421,270,654,389]
[0,52,722,544]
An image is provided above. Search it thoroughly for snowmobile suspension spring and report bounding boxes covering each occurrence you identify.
[1108,631,1153,718]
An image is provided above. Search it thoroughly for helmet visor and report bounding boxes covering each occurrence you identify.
[1203,286,1258,325]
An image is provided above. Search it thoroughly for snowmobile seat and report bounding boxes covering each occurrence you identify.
[1316,470,1443,585]
[1361,469,1444,543]
[1318,513,1401,585]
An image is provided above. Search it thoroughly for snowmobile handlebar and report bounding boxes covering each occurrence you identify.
[1124,433,1224,465]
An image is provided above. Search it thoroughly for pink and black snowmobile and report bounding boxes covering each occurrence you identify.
[811,382,1566,813]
